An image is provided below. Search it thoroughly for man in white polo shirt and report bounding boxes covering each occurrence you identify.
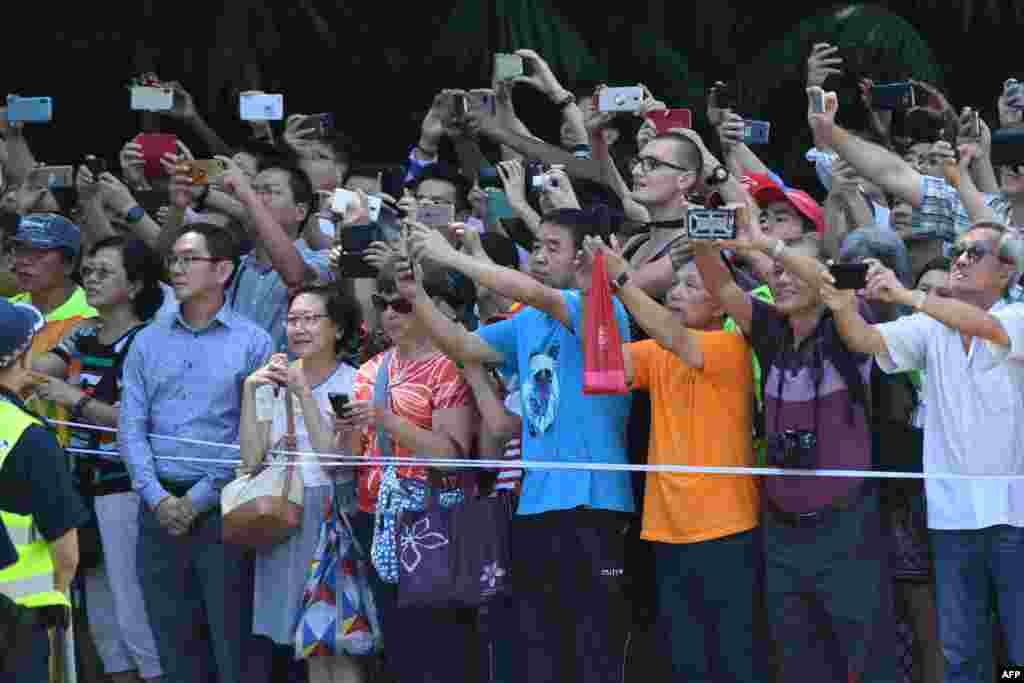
[820,220,1023,683]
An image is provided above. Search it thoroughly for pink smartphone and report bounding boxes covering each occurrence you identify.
[647,108,692,133]
[137,133,177,178]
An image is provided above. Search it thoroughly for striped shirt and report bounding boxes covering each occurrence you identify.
[912,175,1012,243]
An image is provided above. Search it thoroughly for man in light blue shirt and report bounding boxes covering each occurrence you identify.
[120,223,272,683]
[403,206,633,683]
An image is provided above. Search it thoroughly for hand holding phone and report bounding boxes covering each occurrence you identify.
[598,86,645,113]
[493,53,524,82]
[239,92,284,121]
[829,262,869,290]
[136,133,178,178]
[178,159,227,186]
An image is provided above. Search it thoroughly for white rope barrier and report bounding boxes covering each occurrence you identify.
[55,420,1024,481]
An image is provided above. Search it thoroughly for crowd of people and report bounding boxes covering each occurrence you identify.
[0,42,1022,683]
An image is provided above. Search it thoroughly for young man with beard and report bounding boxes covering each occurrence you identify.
[585,237,763,682]
[400,208,633,683]
[821,221,1024,683]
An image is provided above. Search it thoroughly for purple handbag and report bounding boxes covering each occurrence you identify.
[397,478,512,609]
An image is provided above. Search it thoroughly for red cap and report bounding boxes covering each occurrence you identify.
[707,172,825,235]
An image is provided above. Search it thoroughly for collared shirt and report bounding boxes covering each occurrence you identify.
[875,301,1024,530]
[119,303,272,514]
[911,175,1012,243]
[227,243,334,353]
[476,290,634,516]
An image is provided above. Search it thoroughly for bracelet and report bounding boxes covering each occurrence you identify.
[771,239,786,259]
[911,290,927,311]
[610,270,630,293]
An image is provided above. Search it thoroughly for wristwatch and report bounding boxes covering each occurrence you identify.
[123,206,145,224]
[705,165,730,187]
[610,270,631,293]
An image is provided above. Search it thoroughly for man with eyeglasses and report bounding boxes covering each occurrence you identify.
[821,220,1024,683]
[120,223,272,683]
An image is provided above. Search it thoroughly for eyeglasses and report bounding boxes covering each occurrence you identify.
[164,254,221,271]
[371,294,413,314]
[414,196,455,206]
[285,313,330,328]
[948,240,999,266]
[80,265,118,282]
[629,155,692,174]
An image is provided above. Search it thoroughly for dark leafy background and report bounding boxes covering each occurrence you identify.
[5,1,1020,197]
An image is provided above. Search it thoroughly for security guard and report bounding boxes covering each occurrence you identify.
[0,299,88,682]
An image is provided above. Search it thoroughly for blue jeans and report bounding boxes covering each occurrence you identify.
[930,524,1024,683]
[653,529,764,683]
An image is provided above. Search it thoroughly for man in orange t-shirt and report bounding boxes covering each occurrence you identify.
[596,242,761,683]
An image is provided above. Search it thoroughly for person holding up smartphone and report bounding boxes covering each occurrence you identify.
[240,285,363,683]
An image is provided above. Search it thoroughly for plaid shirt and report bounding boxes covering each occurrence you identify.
[912,176,1012,243]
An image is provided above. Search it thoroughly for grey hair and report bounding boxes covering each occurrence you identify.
[839,227,914,287]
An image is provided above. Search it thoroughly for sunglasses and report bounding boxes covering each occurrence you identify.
[371,294,413,314]
[948,240,1000,266]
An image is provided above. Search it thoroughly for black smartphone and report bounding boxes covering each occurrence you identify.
[335,252,378,279]
[328,392,350,415]
[830,262,869,290]
[340,224,382,253]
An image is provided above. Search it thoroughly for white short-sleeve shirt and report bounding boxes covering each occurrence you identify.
[875,302,1024,530]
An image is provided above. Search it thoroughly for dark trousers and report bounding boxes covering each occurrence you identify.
[511,508,630,683]
[137,504,254,683]
[352,511,479,683]
[0,622,48,683]
[764,487,899,683]
[654,528,764,683]
[931,524,1024,683]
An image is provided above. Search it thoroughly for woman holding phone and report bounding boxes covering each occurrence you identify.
[240,284,362,683]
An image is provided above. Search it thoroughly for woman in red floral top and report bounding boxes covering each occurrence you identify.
[336,274,478,683]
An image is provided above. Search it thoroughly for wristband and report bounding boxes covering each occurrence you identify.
[771,239,786,259]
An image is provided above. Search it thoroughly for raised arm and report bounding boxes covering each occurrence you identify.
[407,220,572,328]
[808,88,925,207]
[586,237,705,368]
[820,282,889,356]
[161,81,232,157]
[692,241,753,336]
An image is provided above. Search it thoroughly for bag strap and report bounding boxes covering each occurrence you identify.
[280,363,299,502]
[374,352,395,460]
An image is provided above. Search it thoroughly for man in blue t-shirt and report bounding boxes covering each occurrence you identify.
[401,207,633,683]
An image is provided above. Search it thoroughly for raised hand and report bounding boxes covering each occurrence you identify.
[864,259,907,303]
[807,43,843,88]
[164,81,199,121]
[511,49,563,98]
[119,138,150,191]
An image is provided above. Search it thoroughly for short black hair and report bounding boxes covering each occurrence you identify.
[541,206,616,250]
[411,163,470,211]
[173,222,241,287]
[257,159,315,224]
[288,284,363,361]
[914,256,952,288]
[87,236,165,320]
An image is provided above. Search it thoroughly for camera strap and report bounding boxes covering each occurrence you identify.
[771,328,823,441]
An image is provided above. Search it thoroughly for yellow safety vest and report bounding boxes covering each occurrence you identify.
[0,401,71,609]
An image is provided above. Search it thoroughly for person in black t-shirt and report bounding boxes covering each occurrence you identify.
[32,236,166,683]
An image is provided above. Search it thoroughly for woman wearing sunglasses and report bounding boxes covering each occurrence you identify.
[240,284,363,683]
[336,272,478,683]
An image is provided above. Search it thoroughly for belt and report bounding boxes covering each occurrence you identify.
[159,479,200,499]
[764,481,871,528]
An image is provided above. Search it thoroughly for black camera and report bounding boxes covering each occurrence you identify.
[765,429,818,469]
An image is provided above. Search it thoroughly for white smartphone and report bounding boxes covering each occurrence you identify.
[332,189,382,223]
[239,93,284,121]
[493,53,524,81]
[130,86,174,112]
[597,86,645,113]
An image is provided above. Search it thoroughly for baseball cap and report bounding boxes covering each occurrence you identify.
[10,213,82,258]
[0,299,44,369]
[707,172,825,235]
